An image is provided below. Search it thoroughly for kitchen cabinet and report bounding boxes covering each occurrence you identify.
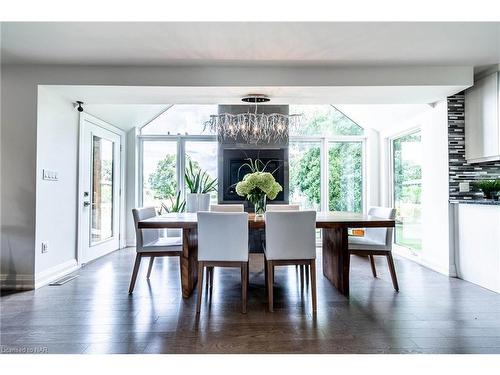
[465,71,500,163]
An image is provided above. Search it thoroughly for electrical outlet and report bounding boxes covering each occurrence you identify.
[41,242,49,253]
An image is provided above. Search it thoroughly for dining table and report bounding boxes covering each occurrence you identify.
[138,211,395,298]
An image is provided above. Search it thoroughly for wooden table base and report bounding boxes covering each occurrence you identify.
[181,228,198,298]
[322,227,350,297]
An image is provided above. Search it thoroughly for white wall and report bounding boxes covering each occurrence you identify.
[365,128,381,209]
[126,128,138,247]
[1,66,38,289]
[33,87,80,287]
[420,102,454,275]
[380,101,454,275]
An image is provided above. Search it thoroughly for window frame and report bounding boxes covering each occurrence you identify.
[138,104,367,213]
[289,135,367,213]
[138,134,217,206]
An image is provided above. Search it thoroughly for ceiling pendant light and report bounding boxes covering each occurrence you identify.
[204,94,302,143]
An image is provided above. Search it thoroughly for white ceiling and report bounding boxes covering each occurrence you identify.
[83,104,168,131]
[43,85,433,132]
[48,84,465,105]
[47,85,459,130]
[2,22,500,68]
[336,104,432,133]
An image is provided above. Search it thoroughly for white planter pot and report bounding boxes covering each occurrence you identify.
[186,193,211,213]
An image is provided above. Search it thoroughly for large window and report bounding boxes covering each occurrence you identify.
[141,140,178,208]
[141,105,217,135]
[328,142,363,212]
[140,105,218,210]
[392,130,422,252]
[289,141,322,210]
[185,141,218,204]
[289,105,365,213]
[139,104,365,214]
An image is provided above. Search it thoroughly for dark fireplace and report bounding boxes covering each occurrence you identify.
[222,148,286,202]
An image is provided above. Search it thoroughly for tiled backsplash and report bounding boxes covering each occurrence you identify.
[448,93,500,200]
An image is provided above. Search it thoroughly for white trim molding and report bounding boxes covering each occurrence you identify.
[34,258,79,289]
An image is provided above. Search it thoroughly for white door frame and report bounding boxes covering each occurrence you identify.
[77,112,126,266]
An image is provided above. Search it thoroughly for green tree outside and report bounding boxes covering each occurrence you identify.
[148,155,202,201]
[290,143,363,212]
[147,154,177,200]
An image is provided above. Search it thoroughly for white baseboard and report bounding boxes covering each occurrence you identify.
[394,245,455,277]
[34,259,80,289]
[0,274,35,290]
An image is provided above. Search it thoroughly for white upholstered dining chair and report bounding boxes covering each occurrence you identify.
[209,204,244,212]
[264,210,317,312]
[265,204,307,280]
[197,212,249,314]
[204,204,245,286]
[348,206,399,291]
[129,207,182,294]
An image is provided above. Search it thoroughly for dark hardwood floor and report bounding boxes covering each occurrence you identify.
[2,247,500,354]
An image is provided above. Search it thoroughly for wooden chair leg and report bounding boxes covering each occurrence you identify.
[196,261,204,314]
[305,264,310,285]
[300,264,305,287]
[128,254,142,294]
[264,256,268,293]
[205,267,210,288]
[267,260,274,312]
[241,262,248,314]
[369,255,377,278]
[209,267,214,289]
[146,257,155,279]
[386,253,399,292]
[310,259,317,312]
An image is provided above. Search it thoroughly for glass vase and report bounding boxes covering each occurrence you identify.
[251,194,267,218]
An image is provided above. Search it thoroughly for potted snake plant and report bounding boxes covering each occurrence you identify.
[184,159,218,212]
[157,191,186,238]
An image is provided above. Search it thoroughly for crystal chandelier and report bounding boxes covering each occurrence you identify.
[204,95,302,143]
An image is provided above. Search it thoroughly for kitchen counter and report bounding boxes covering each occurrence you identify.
[451,203,500,293]
[450,199,500,205]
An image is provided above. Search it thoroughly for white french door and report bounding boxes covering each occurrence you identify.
[78,113,124,264]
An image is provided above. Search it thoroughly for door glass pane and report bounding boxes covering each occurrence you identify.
[393,131,422,252]
[289,141,321,210]
[328,142,363,212]
[142,141,177,209]
[185,141,218,204]
[91,136,114,244]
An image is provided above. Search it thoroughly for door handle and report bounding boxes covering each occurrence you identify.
[83,201,91,207]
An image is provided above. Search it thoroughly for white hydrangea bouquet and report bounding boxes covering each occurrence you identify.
[235,158,283,217]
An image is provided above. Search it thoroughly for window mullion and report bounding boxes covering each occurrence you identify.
[138,139,144,206]
[178,138,185,196]
[321,137,329,212]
